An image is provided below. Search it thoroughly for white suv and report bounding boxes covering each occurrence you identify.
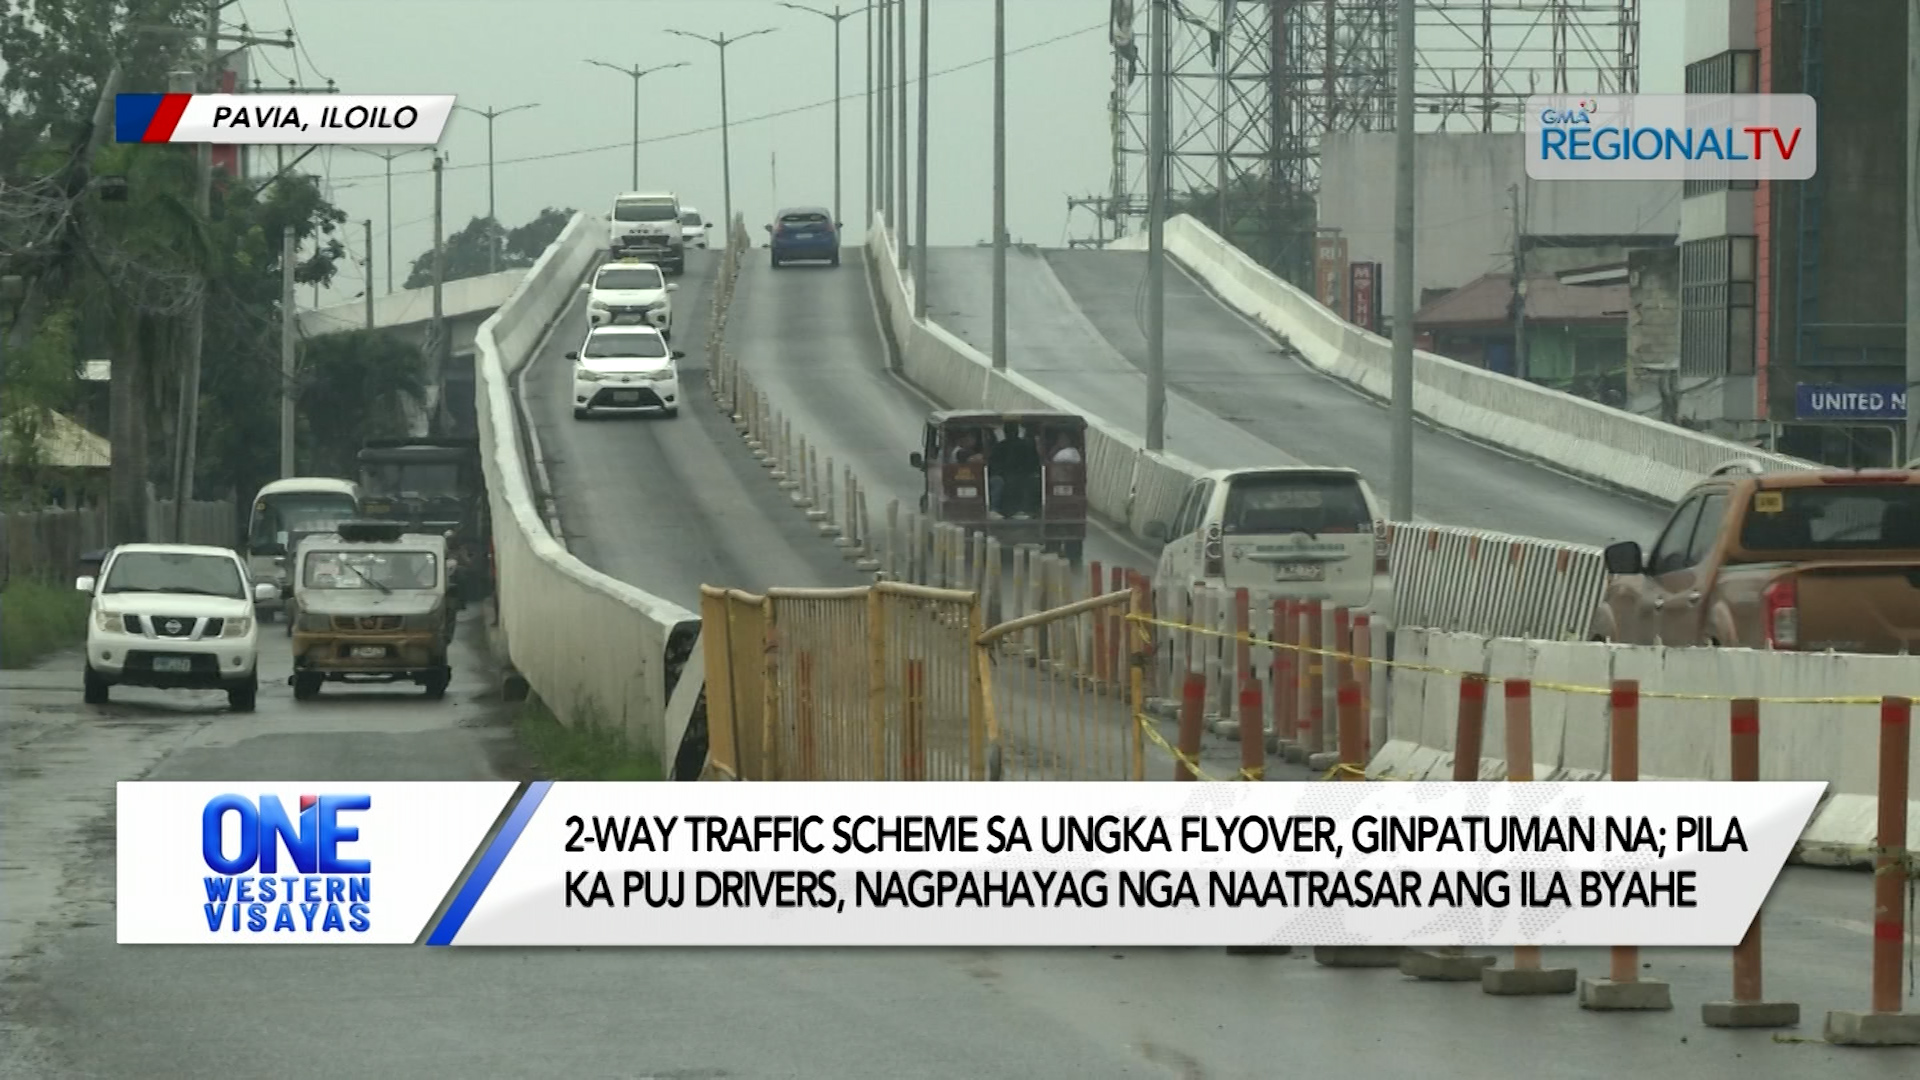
[568,325,685,419]
[680,208,709,249]
[582,259,677,337]
[78,543,278,711]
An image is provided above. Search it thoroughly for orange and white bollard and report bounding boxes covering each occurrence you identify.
[1579,679,1674,1010]
[1351,612,1372,755]
[1176,671,1206,781]
[1402,673,1496,980]
[1823,696,1920,1045]
[1272,599,1298,759]
[1703,699,1800,1027]
[1482,678,1578,995]
[1335,681,1365,778]
[1301,599,1325,757]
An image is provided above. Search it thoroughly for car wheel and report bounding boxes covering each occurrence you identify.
[83,665,110,705]
[662,407,680,419]
[424,669,450,700]
[830,253,841,267]
[228,674,258,713]
[293,671,323,700]
[573,408,589,420]
[770,255,782,269]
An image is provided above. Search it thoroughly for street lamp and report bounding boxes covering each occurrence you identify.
[583,60,691,191]
[776,3,872,233]
[661,27,777,240]
[453,102,539,272]
[347,145,436,294]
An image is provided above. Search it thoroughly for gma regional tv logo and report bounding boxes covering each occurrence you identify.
[201,793,373,934]
[1526,93,1816,183]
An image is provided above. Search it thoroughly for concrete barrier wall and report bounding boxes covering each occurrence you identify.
[475,211,702,758]
[1372,626,1920,867]
[1154,214,1819,503]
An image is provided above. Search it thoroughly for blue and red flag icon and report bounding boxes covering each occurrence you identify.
[115,93,194,142]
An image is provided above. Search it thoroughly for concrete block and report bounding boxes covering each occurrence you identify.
[1579,977,1673,1011]
[500,671,530,704]
[1306,751,1342,773]
[1313,946,1405,968]
[1701,1000,1801,1029]
[1210,719,1241,739]
[1400,949,1496,981]
[1283,743,1309,764]
[1823,1010,1920,1046]
[1481,964,1578,995]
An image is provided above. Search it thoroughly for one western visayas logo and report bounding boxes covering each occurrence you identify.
[201,794,372,933]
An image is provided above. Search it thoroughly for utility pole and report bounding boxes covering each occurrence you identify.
[1908,0,1919,462]
[663,28,777,242]
[584,61,689,192]
[865,1,874,229]
[169,1,294,541]
[895,0,908,270]
[1389,0,1416,521]
[991,0,1006,370]
[454,103,539,273]
[879,0,892,225]
[280,226,297,477]
[1509,181,1527,380]
[912,0,929,318]
[1145,0,1168,451]
[430,153,446,433]
[363,218,375,328]
[776,5,868,229]
[1217,0,1233,237]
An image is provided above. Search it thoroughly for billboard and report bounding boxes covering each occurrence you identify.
[1348,262,1381,334]
[1314,232,1348,319]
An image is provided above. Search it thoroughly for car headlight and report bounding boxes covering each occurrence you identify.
[646,299,667,311]
[589,300,610,311]
[96,610,122,632]
[222,617,253,638]
[576,367,608,382]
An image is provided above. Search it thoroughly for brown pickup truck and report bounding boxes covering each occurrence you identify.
[1590,461,1920,652]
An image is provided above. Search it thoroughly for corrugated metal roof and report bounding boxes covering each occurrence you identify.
[1,409,111,468]
[1413,270,1629,327]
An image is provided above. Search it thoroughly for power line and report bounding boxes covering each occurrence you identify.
[325,21,1104,186]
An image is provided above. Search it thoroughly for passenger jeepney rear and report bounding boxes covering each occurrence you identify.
[289,522,451,685]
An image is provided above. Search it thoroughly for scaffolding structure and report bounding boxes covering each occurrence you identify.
[1084,0,1641,287]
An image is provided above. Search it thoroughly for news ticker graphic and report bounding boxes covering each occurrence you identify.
[114,94,454,145]
[1526,93,1817,182]
[116,780,1823,948]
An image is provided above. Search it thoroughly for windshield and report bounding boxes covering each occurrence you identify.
[1222,474,1372,534]
[679,212,702,226]
[360,462,462,498]
[302,549,440,590]
[249,492,357,549]
[584,332,668,360]
[102,551,245,598]
[614,200,677,222]
[596,267,664,291]
[1738,485,1920,552]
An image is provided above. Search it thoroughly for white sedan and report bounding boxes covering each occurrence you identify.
[582,259,677,337]
[568,325,685,420]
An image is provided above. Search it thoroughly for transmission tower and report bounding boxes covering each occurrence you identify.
[1095,0,1640,287]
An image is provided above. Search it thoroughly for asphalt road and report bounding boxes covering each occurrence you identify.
[920,246,1673,548]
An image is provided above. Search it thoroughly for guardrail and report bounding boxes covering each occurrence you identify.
[1131,213,1819,503]
[478,211,750,769]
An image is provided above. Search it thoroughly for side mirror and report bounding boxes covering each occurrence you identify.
[666,282,679,292]
[703,222,712,230]
[578,282,590,292]
[1143,521,1169,542]
[75,575,96,593]
[1602,540,1644,576]
[764,223,773,232]
[671,350,687,360]
[908,452,925,470]
[836,221,845,229]
[565,351,579,360]
[254,582,280,603]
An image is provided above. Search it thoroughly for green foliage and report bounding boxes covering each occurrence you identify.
[295,329,428,477]
[0,0,198,170]
[0,576,89,669]
[0,304,79,468]
[403,206,577,290]
[512,693,663,781]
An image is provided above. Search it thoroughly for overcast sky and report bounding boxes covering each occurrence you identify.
[262,0,1683,311]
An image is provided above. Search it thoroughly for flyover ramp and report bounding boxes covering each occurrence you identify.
[921,244,1670,548]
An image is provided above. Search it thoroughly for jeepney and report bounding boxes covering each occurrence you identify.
[289,520,454,700]
[355,436,491,602]
[908,409,1090,562]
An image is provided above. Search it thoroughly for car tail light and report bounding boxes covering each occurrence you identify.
[1204,523,1224,578]
[1762,576,1798,649]
[1372,520,1390,574]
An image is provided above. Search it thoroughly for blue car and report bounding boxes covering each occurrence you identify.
[767,206,841,268]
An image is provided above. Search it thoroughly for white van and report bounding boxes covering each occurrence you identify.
[246,477,361,620]
[610,191,685,273]
[1148,466,1392,618]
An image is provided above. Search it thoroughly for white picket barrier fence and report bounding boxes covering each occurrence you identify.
[1371,627,1920,866]
[1141,213,1819,503]
[479,212,750,769]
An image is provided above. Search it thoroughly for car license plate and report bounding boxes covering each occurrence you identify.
[351,645,387,659]
[611,390,641,405]
[1273,562,1325,582]
[152,656,192,673]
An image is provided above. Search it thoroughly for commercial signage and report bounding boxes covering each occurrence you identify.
[1793,383,1906,421]
[1314,233,1348,319]
[1525,94,1817,182]
[1348,262,1381,334]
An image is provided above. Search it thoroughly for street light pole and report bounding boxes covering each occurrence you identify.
[1145,0,1167,451]
[777,4,870,231]
[991,0,1006,371]
[865,2,874,229]
[913,0,929,318]
[584,60,691,192]
[1390,0,1416,520]
[879,0,892,225]
[454,102,538,273]
[895,0,908,269]
[346,146,433,294]
[663,27,778,241]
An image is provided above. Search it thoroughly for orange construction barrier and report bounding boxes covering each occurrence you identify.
[1453,673,1485,782]
[1302,599,1324,755]
[1336,681,1365,778]
[1177,672,1205,781]
[1272,598,1296,752]
[1351,612,1372,753]
[1579,679,1673,1010]
[1481,679,1578,995]
[1823,696,1920,1044]
[1702,699,1800,1027]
